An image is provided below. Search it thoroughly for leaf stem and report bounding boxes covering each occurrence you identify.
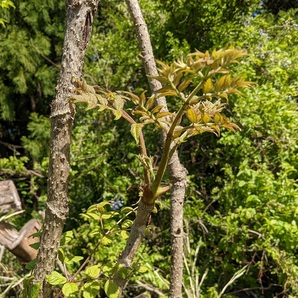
[150,80,204,198]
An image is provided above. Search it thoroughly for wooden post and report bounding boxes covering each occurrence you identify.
[0,180,41,263]
[0,180,22,213]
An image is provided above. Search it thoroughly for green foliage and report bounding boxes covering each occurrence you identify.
[182,8,298,297]
[0,0,64,146]
[51,202,168,297]
[21,113,51,162]
[67,108,143,227]
[21,277,41,298]
[0,0,14,26]
[156,0,260,56]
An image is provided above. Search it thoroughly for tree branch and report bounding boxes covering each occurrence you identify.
[122,1,187,297]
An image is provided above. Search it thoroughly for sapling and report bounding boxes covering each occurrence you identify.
[71,48,253,294]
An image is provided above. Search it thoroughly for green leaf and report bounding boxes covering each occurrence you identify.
[61,231,74,245]
[102,262,114,274]
[85,265,101,278]
[82,281,101,298]
[62,282,78,297]
[47,271,67,285]
[65,256,84,265]
[120,206,134,214]
[104,280,120,298]
[120,230,129,240]
[88,213,100,220]
[22,277,41,298]
[58,247,65,263]
[29,242,40,250]
[25,258,37,270]
[138,265,149,273]
[97,201,110,212]
[121,219,133,229]
[102,235,113,245]
[130,123,143,145]
[101,212,116,219]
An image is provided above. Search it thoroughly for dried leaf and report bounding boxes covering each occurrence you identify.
[173,126,185,138]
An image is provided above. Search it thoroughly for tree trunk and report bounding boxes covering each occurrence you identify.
[124,1,187,297]
[30,1,99,297]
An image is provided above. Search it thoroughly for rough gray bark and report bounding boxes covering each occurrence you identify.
[124,1,187,297]
[31,1,99,297]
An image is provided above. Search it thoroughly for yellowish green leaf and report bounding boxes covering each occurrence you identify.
[139,91,147,106]
[112,109,122,120]
[120,230,129,240]
[104,280,120,298]
[47,271,67,286]
[178,79,191,92]
[186,108,197,123]
[202,113,211,123]
[151,105,164,114]
[102,236,113,245]
[145,96,155,110]
[130,123,143,145]
[203,78,213,94]
[214,113,222,123]
[85,265,101,278]
[156,111,172,119]
[156,90,178,98]
[62,283,78,297]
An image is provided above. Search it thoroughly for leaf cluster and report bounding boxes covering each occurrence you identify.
[71,48,252,205]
